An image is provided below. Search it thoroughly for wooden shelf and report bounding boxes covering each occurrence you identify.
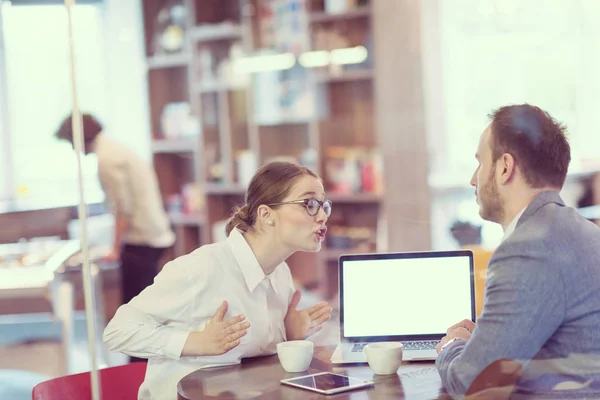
[256,117,314,127]
[310,6,371,24]
[151,138,198,153]
[189,24,243,43]
[327,192,381,203]
[192,81,248,94]
[147,53,191,70]
[315,69,373,83]
[204,183,246,195]
[168,212,205,226]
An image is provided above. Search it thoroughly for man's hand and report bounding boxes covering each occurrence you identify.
[449,319,476,334]
[436,319,476,354]
[182,301,250,357]
[284,290,332,341]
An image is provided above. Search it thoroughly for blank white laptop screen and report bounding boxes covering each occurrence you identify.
[342,255,473,338]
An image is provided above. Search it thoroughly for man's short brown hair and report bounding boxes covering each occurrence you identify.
[55,113,103,144]
[489,104,571,189]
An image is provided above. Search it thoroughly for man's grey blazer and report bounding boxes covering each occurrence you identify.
[436,191,600,396]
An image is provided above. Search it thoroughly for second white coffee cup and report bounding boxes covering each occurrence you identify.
[363,342,404,375]
[277,340,314,372]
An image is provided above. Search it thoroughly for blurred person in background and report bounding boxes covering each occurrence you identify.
[55,114,175,362]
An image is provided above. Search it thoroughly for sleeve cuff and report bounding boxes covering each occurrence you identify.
[164,329,191,360]
[436,339,466,369]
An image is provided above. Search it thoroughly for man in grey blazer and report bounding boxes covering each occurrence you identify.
[435,104,600,397]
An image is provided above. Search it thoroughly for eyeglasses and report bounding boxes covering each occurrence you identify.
[267,198,332,217]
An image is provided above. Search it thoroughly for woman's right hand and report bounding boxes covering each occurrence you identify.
[182,301,250,357]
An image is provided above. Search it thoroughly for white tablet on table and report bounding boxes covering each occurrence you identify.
[281,372,374,395]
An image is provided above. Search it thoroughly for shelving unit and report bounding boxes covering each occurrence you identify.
[140,0,381,299]
[309,5,371,24]
[188,25,243,43]
[151,137,198,153]
[146,53,191,69]
[314,68,373,83]
[168,211,205,226]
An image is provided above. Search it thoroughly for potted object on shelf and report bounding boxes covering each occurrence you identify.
[160,102,201,139]
[325,147,361,194]
[182,183,205,215]
[236,150,258,188]
[325,0,349,14]
[153,0,187,55]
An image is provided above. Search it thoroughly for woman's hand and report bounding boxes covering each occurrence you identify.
[182,301,250,356]
[284,290,332,341]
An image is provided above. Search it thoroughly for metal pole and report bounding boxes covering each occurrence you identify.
[64,0,101,398]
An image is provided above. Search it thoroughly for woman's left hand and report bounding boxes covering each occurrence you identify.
[284,290,332,341]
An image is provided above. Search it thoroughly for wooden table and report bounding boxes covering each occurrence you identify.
[177,346,450,399]
[0,239,111,373]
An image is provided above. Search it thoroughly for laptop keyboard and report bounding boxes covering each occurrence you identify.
[351,343,367,352]
[350,341,438,352]
[402,341,438,350]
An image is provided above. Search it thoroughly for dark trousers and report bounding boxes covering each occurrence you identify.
[120,243,167,363]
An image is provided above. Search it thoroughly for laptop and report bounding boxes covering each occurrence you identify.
[330,250,476,364]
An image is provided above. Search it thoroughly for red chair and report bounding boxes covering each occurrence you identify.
[32,362,147,400]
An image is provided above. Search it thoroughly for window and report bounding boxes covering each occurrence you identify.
[436,0,600,182]
[1,2,107,202]
[0,3,10,200]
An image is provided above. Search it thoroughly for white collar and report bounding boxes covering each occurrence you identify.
[226,228,280,293]
[501,207,527,242]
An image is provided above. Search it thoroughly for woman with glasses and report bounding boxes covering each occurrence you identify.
[103,161,332,400]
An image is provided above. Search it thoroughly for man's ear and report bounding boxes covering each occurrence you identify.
[498,153,516,185]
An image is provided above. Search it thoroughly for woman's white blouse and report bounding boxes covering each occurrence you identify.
[103,229,296,400]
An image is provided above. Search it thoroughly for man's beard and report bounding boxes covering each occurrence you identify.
[479,166,504,224]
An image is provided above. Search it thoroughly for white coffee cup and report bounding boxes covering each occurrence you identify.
[276,340,314,372]
[363,342,404,375]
